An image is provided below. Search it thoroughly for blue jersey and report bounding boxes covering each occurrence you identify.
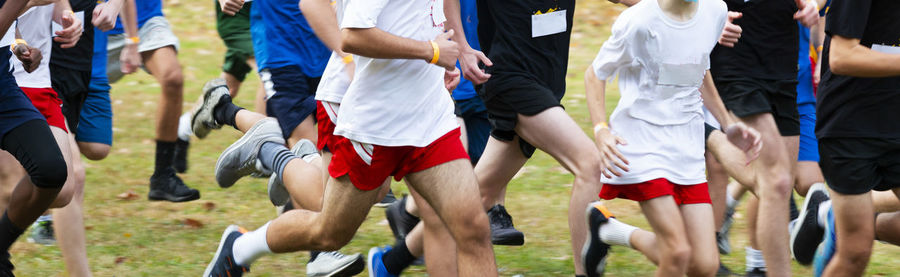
[108,0,164,34]
[796,23,814,106]
[90,27,111,91]
[251,0,328,77]
[451,0,481,101]
[249,3,268,70]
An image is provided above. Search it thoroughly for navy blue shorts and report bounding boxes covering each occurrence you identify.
[454,96,491,164]
[0,74,45,144]
[797,103,818,162]
[74,85,113,145]
[262,66,319,139]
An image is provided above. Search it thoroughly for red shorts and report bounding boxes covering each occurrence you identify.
[328,128,469,191]
[599,178,710,205]
[316,101,340,152]
[21,87,67,133]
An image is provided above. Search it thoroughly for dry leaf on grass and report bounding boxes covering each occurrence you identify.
[116,190,138,200]
[203,202,216,211]
[183,218,204,229]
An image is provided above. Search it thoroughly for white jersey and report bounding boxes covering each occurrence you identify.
[592,0,727,185]
[336,0,457,147]
[11,5,54,88]
[315,0,352,103]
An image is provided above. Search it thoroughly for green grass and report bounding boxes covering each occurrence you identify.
[11,1,900,276]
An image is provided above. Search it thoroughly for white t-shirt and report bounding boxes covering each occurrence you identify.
[315,0,352,104]
[336,0,457,147]
[10,5,54,88]
[592,0,727,185]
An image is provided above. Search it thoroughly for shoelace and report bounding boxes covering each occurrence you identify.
[320,251,346,261]
[491,207,514,228]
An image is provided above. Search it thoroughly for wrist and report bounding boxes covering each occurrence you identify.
[11,39,27,51]
[125,36,139,45]
[593,122,609,135]
[428,40,440,64]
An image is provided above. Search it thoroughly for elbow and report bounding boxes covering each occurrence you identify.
[340,29,360,55]
[829,56,851,76]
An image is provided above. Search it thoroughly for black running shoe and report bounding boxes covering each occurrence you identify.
[174,139,189,173]
[386,196,420,242]
[204,225,250,277]
[375,189,397,208]
[745,267,766,277]
[0,252,14,277]
[582,202,612,277]
[790,183,830,265]
[148,170,200,202]
[487,204,524,246]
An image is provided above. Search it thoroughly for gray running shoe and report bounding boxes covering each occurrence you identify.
[718,204,735,254]
[27,220,55,245]
[215,118,283,188]
[307,251,365,277]
[267,139,318,206]
[192,78,230,139]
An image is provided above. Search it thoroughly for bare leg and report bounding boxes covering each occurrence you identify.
[872,190,900,213]
[233,110,268,133]
[48,127,74,209]
[875,211,900,245]
[475,137,528,210]
[254,81,266,115]
[681,204,718,277]
[76,142,110,161]
[54,134,91,276]
[823,191,874,277]
[408,186,456,276]
[794,161,824,196]
[222,71,242,98]
[638,197,692,277]
[0,152,24,209]
[706,130,757,187]
[706,152,729,229]
[141,46,183,142]
[286,116,318,148]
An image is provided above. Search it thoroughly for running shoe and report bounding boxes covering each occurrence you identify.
[745,267,766,277]
[192,78,230,139]
[791,183,830,265]
[812,208,835,277]
[367,246,398,277]
[148,170,200,202]
[385,196,420,242]
[215,118,283,188]
[27,220,55,245]
[375,189,397,208]
[267,139,317,206]
[582,201,612,277]
[307,251,365,277]
[0,252,13,277]
[487,204,524,246]
[203,225,250,277]
[718,204,735,254]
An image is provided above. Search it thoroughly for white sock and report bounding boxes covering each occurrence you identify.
[177,112,193,141]
[232,222,273,266]
[599,218,638,248]
[745,246,766,270]
[817,200,832,228]
[726,187,739,209]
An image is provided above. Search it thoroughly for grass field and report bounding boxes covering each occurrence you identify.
[9,0,900,276]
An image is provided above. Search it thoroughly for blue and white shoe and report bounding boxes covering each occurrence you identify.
[582,201,613,277]
[812,208,836,277]
[367,246,398,277]
[203,225,250,277]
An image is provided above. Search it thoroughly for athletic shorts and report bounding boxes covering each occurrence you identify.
[329,128,469,191]
[454,96,491,164]
[316,101,340,152]
[215,0,253,82]
[21,87,67,132]
[0,78,45,143]
[479,73,564,158]
[819,138,900,195]
[106,16,180,83]
[797,103,818,162]
[50,65,91,131]
[262,66,320,139]
[713,75,799,136]
[74,90,113,145]
[599,178,711,205]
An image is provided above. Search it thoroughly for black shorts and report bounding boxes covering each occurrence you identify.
[262,66,319,139]
[713,75,799,136]
[704,123,718,142]
[819,138,900,195]
[50,66,92,131]
[480,73,563,158]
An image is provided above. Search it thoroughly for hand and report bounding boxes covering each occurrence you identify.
[794,0,818,27]
[54,10,83,48]
[13,44,41,73]
[120,44,142,74]
[594,127,629,178]
[218,0,244,16]
[724,122,763,165]
[431,30,460,71]
[444,67,460,92]
[458,46,492,85]
[92,2,122,31]
[718,12,742,47]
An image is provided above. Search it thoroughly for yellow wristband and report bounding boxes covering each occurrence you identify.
[429,40,439,64]
[126,36,140,45]
[11,39,27,50]
[65,10,75,17]
[816,45,823,52]
[593,122,609,134]
[342,54,353,64]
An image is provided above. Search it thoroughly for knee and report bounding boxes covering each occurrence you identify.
[80,143,111,161]
[452,210,492,246]
[159,69,184,92]
[662,244,693,270]
[574,155,604,184]
[763,171,793,200]
[29,155,67,190]
[838,245,873,269]
[687,255,718,277]
[311,225,354,251]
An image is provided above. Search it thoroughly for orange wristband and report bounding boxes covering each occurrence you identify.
[342,54,353,64]
[593,122,609,134]
[429,41,439,64]
[126,36,140,45]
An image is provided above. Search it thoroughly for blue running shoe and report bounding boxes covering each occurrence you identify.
[367,246,398,277]
[813,208,836,277]
[204,225,250,277]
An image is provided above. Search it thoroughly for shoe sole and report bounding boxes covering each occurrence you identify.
[147,190,200,202]
[366,247,378,277]
[203,225,241,277]
[373,202,393,208]
[309,254,366,277]
[491,235,525,246]
[267,173,289,206]
[581,202,611,277]
[791,183,828,263]
[215,118,274,188]
[192,82,228,139]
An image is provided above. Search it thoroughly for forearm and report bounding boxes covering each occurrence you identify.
[443,0,469,48]
[341,28,431,61]
[121,0,137,38]
[700,72,733,129]
[301,0,346,55]
[830,35,900,77]
[52,0,71,22]
[612,0,640,7]
[584,68,610,127]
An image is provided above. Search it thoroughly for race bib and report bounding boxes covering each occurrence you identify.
[872,44,900,55]
[531,10,566,38]
[431,0,446,27]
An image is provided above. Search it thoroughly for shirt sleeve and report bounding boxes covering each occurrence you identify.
[825,0,870,40]
[592,15,633,80]
[341,0,390,29]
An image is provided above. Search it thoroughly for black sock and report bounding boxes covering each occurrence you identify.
[308,251,320,263]
[0,212,24,252]
[383,239,416,275]
[257,141,296,178]
[153,140,176,176]
[212,94,243,129]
